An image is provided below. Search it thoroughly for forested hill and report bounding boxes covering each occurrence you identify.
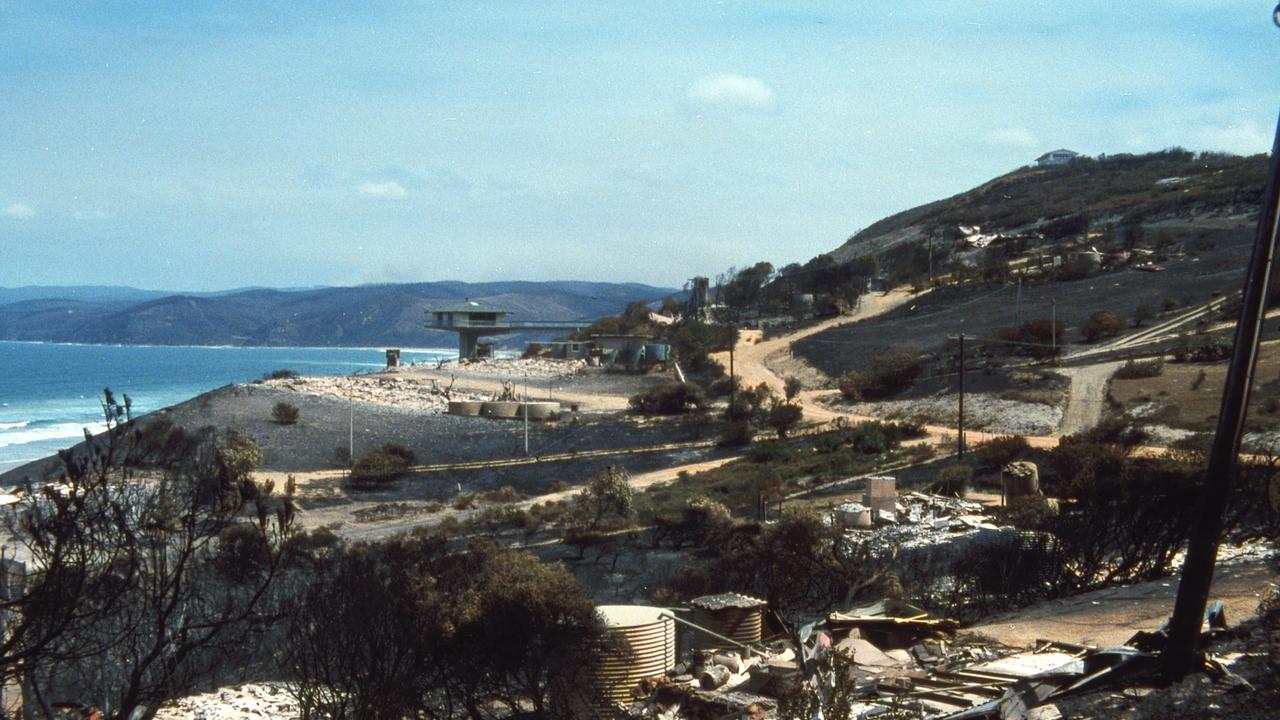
[0,281,676,347]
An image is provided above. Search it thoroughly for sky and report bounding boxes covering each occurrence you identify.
[1,1,1278,292]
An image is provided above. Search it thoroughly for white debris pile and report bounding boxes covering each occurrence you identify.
[450,357,588,379]
[262,374,486,413]
[843,492,1023,556]
[154,683,298,720]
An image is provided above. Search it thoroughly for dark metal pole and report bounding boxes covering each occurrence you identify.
[1162,110,1280,680]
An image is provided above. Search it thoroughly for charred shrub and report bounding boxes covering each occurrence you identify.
[349,443,416,488]
[271,401,300,425]
[838,348,922,401]
[973,435,1031,469]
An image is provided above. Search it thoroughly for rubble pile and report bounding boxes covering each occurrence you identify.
[442,357,588,379]
[261,374,486,412]
[838,491,1025,558]
[626,598,1259,720]
[154,683,297,720]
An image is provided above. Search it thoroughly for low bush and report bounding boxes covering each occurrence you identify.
[1082,310,1121,343]
[719,420,755,447]
[1114,358,1164,379]
[628,382,707,415]
[349,443,417,488]
[838,348,922,401]
[998,320,1064,359]
[767,403,804,438]
[264,368,299,380]
[1133,303,1158,327]
[271,401,300,425]
[973,435,1030,468]
[931,464,972,497]
[748,441,794,464]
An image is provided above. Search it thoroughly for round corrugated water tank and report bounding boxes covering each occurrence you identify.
[447,400,483,416]
[687,593,766,653]
[480,401,520,419]
[591,605,676,717]
[521,401,561,420]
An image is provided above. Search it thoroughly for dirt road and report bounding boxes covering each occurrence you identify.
[1057,361,1121,436]
[709,289,918,425]
[969,556,1276,648]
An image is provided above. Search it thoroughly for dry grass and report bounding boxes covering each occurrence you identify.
[1110,340,1280,433]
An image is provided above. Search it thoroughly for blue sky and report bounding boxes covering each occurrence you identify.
[1,1,1277,291]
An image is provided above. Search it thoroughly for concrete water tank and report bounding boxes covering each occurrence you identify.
[520,401,561,420]
[480,401,521,419]
[1003,461,1041,498]
[687,593,766,654]
[864,475,897,517]
[447,400,483,416]
[591,605,677,716]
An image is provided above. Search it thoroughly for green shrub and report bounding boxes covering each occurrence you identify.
[271,401,300,425]
[767,403,804,438]
[748,441,794,464]
[719,420,755,447]
[1133,303,1158,327]
[848,423,887,454]
[1114,358,1164,379]
[628,382,707,415]
[724,398,753,421]
[1082,310,1121,342]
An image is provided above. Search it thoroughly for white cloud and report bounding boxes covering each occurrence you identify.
[2,203,35,219]
[357,181,407,198]
[1193,121,1272,155]
[687,73,775,108]
[982,126,1039,148]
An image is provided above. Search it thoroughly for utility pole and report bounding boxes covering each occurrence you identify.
[928,231,935,283]
[951,334,966,459]
[1051,299,1057,364]
[1015,276,1023,327]
[1163,107,1280,680]
[524,374,530,457]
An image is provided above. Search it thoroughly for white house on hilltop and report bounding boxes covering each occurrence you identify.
[1035,149,1081,167]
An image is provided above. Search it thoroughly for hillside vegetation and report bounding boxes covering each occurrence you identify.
[829,149,1266,265]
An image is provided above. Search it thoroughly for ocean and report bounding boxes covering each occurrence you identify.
[0,341,452,474]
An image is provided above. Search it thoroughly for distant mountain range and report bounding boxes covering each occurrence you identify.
[0,281,677,347]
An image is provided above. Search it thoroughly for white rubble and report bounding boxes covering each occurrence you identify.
[427,357,587,380]
[154,682,298,720]
[261,374,486,413]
